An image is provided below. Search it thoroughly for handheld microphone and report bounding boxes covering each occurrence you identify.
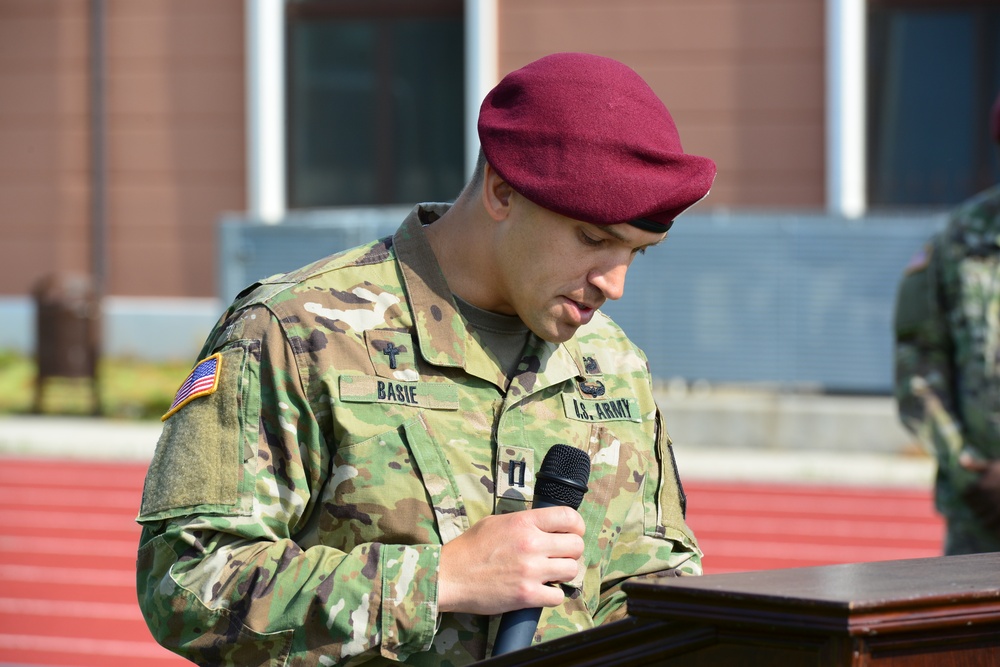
[492,444,591,656]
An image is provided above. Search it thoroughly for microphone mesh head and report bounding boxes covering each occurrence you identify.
[536,444,591,509]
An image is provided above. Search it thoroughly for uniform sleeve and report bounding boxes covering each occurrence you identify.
[893,240,978,492]
[136,305,440,665]
[593,408,702,626]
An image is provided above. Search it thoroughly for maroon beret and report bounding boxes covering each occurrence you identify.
[478,52,716,229]
[991,91,1000,144]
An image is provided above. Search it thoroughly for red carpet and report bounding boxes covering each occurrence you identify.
[0,457,943,666]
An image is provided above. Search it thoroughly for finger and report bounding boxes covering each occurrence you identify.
[959,453,990,472]
[507,528,583,566]
[539,592,566,608]
[534,582,568,608]
[543,532,585,560]
[532,557,581,591]
[547,557,583,586]
[525,506,586,536]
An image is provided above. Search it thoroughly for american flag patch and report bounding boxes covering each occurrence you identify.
[904,244,932,275]
[161,353,221,421]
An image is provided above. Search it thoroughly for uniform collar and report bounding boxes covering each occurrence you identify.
[394,204,467,369]
[395,204,590,393]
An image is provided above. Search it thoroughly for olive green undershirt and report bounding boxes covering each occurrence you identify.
[453,295,531,379]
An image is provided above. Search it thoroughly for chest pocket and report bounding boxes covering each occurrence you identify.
[955,256,1000,366]
[316,413,469,552]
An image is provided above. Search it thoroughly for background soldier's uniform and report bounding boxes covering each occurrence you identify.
[137,204,701,666]
[894,184,1000,554]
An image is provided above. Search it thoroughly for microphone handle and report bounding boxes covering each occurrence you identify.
[492,607,542,656]
[491,495,561,656]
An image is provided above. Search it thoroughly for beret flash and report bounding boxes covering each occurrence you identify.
[478,52,717,229]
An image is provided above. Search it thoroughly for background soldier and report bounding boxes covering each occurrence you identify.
[136,52,716,665]
[894,92,1000,555]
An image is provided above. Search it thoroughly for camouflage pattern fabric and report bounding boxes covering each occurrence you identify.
[136,203,702,666]
[894,184,1000,554]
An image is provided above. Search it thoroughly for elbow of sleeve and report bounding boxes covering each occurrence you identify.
[137,535,204,657]
[137,535,295,664]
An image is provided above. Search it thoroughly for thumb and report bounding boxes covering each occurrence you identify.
[959,452,990,473]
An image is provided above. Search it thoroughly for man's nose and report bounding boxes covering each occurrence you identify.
[588,262,628,301]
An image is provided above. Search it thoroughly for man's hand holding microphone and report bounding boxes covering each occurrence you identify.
[438,444,591,655]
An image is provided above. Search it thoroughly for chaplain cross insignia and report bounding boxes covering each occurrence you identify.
[382,342,401,369]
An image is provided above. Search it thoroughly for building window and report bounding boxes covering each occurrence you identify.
[286,1,465,208]
[868,1,1000,207]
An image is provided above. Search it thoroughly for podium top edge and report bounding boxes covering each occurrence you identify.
[624,553,1000,634]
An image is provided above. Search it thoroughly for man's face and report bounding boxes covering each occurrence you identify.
[490,194,667,343]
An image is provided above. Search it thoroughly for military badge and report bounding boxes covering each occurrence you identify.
[578,379,606,397]
[365,330,418,380]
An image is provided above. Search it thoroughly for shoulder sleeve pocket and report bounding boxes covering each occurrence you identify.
[645,409,696,546]
[138,345,256,522]
[894,245,944,342]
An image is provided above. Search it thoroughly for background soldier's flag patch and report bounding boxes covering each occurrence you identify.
[161,353,221,421]
[904,244,932,274]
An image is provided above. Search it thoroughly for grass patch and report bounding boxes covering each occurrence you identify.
[0,350,193,421]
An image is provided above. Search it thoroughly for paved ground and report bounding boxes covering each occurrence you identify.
[0,389,937,489]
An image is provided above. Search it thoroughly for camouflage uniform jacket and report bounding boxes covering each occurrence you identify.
[136,203,702,666]
[894,184,1000,529]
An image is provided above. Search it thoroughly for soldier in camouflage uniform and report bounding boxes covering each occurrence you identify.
[894,92,1000,555]
[137,53,717,665]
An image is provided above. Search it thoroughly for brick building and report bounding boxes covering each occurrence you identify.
[1,0,997,382]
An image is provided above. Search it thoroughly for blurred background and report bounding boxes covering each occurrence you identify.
[1,0,998,416]
[1,2,997,665]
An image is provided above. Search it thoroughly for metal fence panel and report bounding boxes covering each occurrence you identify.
[218,207,410,302]
[219,209,948,393]
[601,212,947,392]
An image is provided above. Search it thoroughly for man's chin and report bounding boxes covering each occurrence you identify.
[532,321,581,344]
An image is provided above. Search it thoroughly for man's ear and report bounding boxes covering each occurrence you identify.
[481,163,513,221]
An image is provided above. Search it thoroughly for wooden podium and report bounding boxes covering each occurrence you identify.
[481,553,1000,666]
